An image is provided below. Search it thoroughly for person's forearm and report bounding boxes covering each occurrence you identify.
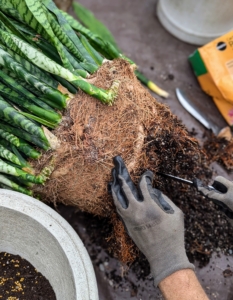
[159,269,209,300]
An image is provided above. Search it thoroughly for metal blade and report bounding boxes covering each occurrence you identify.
[157,172,193,186]
[176,88,220,135]
[157,172,216,191]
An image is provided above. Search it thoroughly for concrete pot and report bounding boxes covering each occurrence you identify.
[157,0,233,45]
[0,189,98,300]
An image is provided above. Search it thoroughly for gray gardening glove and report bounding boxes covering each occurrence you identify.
[196,176,233,227]
[110,156,194,287]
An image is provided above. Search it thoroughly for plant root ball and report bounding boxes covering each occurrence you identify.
[34,59,209,263]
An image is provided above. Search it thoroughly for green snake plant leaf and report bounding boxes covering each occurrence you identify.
[4,0,73,70]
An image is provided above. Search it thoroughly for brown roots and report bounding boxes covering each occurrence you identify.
[33,59,224,263]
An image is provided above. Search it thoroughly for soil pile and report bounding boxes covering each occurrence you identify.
[34,59,233,264]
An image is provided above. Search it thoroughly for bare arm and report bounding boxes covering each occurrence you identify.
[159,269,209,300]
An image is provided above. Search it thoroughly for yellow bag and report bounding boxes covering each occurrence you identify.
[189,31,233,125]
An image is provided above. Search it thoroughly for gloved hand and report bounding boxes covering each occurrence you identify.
[110,156,194,287]
[195,176,233,226]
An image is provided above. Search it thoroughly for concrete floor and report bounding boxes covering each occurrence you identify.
[60,1,233,299]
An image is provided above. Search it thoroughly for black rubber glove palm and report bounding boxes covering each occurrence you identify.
[110,156,194,287]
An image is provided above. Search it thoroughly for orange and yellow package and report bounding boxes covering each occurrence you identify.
[189,31,233,125]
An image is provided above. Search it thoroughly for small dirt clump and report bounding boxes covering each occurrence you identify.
[0,252,56,300]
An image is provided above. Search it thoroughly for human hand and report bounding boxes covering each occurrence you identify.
[195,176,233,226]
[110,156,194,286]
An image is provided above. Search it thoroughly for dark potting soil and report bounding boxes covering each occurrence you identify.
[0,252,56,300]
[145,130,233,268]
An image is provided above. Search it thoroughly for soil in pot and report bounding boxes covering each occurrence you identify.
[0,252,56,300]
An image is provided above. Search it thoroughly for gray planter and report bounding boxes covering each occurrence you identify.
[157,0,233,45]
[0,189,98,300]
